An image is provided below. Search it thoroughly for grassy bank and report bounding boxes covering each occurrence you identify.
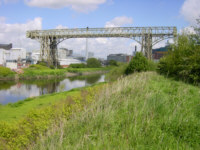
[66,67,111,74]
[0,64,111,80]
[0,66,16,79]
[0,83,105,149]
[32,72,200,149]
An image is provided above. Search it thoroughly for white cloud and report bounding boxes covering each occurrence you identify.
[0,16,6,23]
[105,16,133,27]
[180,0,200,25]
[0,17,42,51]
[25,0,107,13]
[56,25,68,29]
[180,26,196,34]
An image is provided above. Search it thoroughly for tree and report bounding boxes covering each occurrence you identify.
[86,58,101,68]
[108,60,118,66]
[157,34,200,84]
[125,52,148,75]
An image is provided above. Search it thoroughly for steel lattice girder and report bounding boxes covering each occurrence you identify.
[27,26,177,45]
[26,26,177,63]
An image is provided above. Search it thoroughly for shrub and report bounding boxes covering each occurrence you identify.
[28,64,49,70]
[37,61,48,67]
[69,63,86,68]
[0,66,15,77]
[125,52,148,75]
[157,34,200,84]
[86,58,101,68]
[108,60,118,66]
[50,65,55,69]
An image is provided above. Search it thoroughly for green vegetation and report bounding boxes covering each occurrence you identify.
[125,52,149,74]
[32,72,200,149]
[106,53,157,82]
[69,63,87,68]
[125,52,157,75]
[108,60,118,66]
[20,64,66,79]
[0,66,15,78]
[105,63,128,82]
[86,58,101,68]
[0,84,104,149]
[66,67,110,73]
[158,34,200,84]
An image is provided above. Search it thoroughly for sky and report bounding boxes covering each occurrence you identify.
[0,0,200,58]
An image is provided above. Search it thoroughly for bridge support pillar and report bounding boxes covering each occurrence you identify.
[140,34,152,60]
[39,37,58,67]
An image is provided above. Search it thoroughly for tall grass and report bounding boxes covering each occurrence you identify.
[105,63,128,82]
[32,72,200,149]
[0,66,15,78]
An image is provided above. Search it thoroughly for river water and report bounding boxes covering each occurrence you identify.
[0,74,105,105]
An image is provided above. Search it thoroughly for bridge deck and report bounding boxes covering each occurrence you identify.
[26,26,177,39]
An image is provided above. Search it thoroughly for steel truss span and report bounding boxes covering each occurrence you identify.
[27,26,177,66]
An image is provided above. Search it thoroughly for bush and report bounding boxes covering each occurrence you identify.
[157,34,200,84]
[50,65,55,69]
[125,52,149,75]
[37,61,48,67]
[28,64,50,70]
[69,63,86,68]
[0,66,15,77]
[86,58,101,68]
[108,60,118,66]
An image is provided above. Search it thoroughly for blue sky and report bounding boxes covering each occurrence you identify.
[0,0,199,58]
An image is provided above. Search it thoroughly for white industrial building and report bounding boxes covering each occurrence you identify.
[31,48,83,67]
[0,47,27,69]
[0,49,10,66]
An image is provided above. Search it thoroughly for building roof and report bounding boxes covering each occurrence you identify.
[0,43,12,50]
[152,46,169,54]
[108,53,130,57]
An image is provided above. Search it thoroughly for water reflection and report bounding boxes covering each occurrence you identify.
[0,74,104,105]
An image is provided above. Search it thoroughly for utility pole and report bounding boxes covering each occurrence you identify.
[85,27,89,61]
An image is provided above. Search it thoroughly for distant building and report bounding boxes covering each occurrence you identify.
[0,46,27,69]
[152,46,168,60]
[59,58,82,68]
[58,48,73,59]
[8,48,26,61]
[0,43,12,50]
[88,52,94,58]
[0,49,10,66]
[107,53,132,63]
[32,50,40,64]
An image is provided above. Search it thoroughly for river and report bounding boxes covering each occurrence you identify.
[0,74,105,105]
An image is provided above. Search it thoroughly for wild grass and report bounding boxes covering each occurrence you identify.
[21,65,66,78]
[105,63,128,82]
[0,84,104,149]
[66,67,111,73]
[0,66,15,78]
[32,72,200,149]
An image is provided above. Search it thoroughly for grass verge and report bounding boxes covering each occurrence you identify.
[0,83,105,150]
[32,72,200,149]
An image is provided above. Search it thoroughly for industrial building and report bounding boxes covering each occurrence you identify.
[152,46,168,61]
[107,54,132,63]
[0,44,27,69]
[31,48,83,68]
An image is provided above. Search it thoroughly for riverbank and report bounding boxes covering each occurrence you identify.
[0,72,199,149]
[33,72,200,150]
[0,66,110,81]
